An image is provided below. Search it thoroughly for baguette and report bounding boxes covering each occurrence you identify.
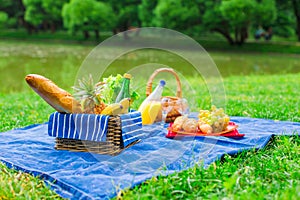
[25,74,82,113]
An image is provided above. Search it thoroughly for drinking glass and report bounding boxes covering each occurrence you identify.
[161,97,172,125]
[176,98,189,117]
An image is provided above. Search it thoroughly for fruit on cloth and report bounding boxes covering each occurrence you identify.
[199,124,213,134]
[73,75,106,114]
[198,105,230,133]
[119,98,130,114]
[100,103,123,115]
[93,103,107,115]
[25,74,82,113]
[140,101,162,125]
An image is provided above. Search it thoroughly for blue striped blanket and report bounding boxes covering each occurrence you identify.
[48,111,142,147]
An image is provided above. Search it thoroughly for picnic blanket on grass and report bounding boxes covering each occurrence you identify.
[0,116,299,199]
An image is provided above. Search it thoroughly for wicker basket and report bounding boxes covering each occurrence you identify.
[49,113,142,156]
[146,68,182,123]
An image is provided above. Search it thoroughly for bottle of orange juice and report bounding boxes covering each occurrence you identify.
[138,80,165,125]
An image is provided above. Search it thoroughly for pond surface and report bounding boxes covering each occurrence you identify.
[0,40,299,93]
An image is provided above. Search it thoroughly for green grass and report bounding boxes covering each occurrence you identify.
[119,136,300,200]
[0,73,299,199]
[0,29,112,45]
[0,162,61,199]
[197,39,300,54]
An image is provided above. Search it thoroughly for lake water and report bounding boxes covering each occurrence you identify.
[0,40,299,93]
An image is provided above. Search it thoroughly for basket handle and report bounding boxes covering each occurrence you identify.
[146,68,182,98]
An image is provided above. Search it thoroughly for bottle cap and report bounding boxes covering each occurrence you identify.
[159,80,166,86]
[124,73,131,79]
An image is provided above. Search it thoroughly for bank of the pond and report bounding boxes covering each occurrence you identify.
[0,30,300,54]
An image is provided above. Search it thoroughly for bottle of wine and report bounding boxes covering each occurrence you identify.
[138,80,166,125]
[115,73,131,103]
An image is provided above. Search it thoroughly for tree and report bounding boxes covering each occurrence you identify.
[0,11,8,27]
[291,0,300,41]
[273,0,296,38]
[151,0,201,34]
[22,0,67,32]
[106,0,141,38]
[203,0,277,45]
[40,0,68,32]
[62,0,116,39]
[0,0,26,29]
[23,0,45,26]
[138,0,158,27]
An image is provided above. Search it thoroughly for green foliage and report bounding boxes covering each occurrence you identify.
[118,4,139,29]
[273,10,296,37]
[1,0,299,42]
[140,0,278,44]
[253,0,277,27]
[220,0,256,28]
[62,0,116,37]
[204,0,277,44]
[272,0,296,38]
[0,0,24,28]
[138,0,158,27]
[0,0,23,18]
[105,0,141,33]
[0,11,8,25]
[23,0,44,26]
[22,0,67,28]
[41,0,68,23]
[152,0,201,32]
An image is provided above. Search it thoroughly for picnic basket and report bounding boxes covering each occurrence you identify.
[48,111,142,156]
[146,68,182,123]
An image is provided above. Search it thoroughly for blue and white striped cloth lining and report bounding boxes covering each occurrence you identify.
[48,112,110,142]
[48,111,143,147]
[120,111,143,147]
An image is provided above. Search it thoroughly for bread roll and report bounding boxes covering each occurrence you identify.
[182,118,198,133]
[25,74,82,113]
[172,116,188,131]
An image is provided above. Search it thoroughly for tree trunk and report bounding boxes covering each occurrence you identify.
[83,30,90,39]
[234,28,239,44]
[238,28,246,45]
[212,28,234,45]
[296,20,300,41]
[50,23,56,33]
[95,30,100,39]
[292,0,300,41]
[17,0,29,32]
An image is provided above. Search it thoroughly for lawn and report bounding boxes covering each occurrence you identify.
[0,37,299,199]
[0,72,299,199]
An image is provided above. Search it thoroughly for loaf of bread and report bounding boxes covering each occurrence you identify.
[25,74,82,113]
